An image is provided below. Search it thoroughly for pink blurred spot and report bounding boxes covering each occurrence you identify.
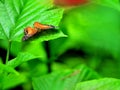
[54,0,88,6]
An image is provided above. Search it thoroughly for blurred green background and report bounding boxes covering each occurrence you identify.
[0,0,120,90]
[50,1,120,78]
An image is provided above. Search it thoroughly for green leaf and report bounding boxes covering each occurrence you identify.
[22,42,47,61]
[32,70,81,90]
[73,65,100,81]
[75,78,120,90]
[7,52,39,68]
[0,63,21,89]
[0,71,4,89]
[32,65,100,90]
[10,41,22,56]
[49,37,69,61]
[30,29,67,42]
[0,39,47,61]
[0,0,64,42]
[0,63,18,74]
[96,59,120,78]
[3,73,26,89]
[27,59,48,77]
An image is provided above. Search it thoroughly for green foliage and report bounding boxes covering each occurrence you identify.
[0,0,65,42]
[0,0,65,89]
[3,73,26,89]
[7,52,39,68]
[93,0,120,11]
[0,63,26,89]
[75,78,120,90]
[50,2,120,60]
[0,0,120,90]
[32,65,100,90]
[0,63,18,74]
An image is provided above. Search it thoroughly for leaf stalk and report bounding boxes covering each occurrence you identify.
[5,40,11,64]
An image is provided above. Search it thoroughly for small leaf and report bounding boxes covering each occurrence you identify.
[7,52,39,68]
[0,63,18,74]
[75,78,120,90]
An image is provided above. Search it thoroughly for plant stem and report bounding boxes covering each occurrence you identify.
[45,41,52,73]
[5,40,11,64]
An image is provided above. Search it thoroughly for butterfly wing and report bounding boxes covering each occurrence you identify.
[34,22,56,31]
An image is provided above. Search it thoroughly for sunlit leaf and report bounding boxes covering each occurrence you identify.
[0,63,18,74]
[0,0,65,42]
[22,42,47,62]
[32,65,100,90]
[75,78,120,90]
[0,63,21,89]
[3,73,26,89]
[7,52,39,68]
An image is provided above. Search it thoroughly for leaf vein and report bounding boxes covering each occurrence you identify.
[12,0,19,14]
[0,22,8,39]
[4,2,15,26]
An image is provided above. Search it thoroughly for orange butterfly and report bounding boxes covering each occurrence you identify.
[34,22,55,31]
[22,22,56,41]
